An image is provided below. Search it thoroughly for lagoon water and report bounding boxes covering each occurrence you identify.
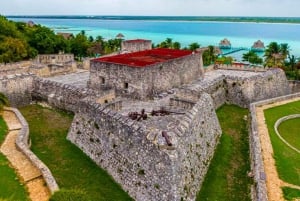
[9,17,300,59]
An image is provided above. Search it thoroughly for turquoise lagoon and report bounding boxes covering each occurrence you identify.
[9,17,300,60]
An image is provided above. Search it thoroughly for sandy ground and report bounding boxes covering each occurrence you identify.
[0,110,50,201]
[256,97,300,201]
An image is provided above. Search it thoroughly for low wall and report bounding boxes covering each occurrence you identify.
[32,78,98,113]
[5,107,59,193]
[0,74,34,107]
[249,92,300,201]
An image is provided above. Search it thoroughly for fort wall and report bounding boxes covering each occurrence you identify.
[89,53,204,99]
[0,74,34,107]
[31,78,100,113]
[289,80,300,93]
[121,40,152,53]
[67,93,221,201]
[176,69,290,108]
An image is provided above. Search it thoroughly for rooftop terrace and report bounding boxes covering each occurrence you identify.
[93,48,193,67]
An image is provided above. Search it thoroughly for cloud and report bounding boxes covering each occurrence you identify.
[0,0,299,17]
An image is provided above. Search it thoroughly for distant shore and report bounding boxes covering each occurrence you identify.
[6,15,300,24]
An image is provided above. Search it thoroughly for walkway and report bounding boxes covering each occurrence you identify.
[256,97,300,201]
[45,70,90,88]
[0,110,50,201]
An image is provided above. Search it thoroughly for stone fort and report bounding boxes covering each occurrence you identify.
[0,43,293,201]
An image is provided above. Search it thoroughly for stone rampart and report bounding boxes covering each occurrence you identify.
[5,107,59,193]
[0,74,34,107]
[249,92,300,201]
[289,80,300,93]
[67,92,221,201]
[177,69,290,108]
[31,78,99,113]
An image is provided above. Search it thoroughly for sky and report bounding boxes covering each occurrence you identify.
[1,0,300,17]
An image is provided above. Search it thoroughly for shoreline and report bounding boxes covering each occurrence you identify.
[6,15,300,25]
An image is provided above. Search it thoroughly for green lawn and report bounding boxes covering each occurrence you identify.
[264,101,300,186]
[19,105,132,201]
[282,187,300,201]
[197,104,252,201]
[0,116,29,201]
[278,117,300,150]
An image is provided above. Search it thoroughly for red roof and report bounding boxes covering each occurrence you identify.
[93,48,193,67]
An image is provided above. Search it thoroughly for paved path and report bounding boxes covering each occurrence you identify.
[0,110,50,201]
[256,97,300,201]
[45,70,90,88]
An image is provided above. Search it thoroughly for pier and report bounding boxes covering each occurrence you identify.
[221,47,249,56]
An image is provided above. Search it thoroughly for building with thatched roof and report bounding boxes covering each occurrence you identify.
[219,38,231,49]
[57,32,74,40]
[27,21,35,27]
[251,40,265,52]
[116,33,125,39]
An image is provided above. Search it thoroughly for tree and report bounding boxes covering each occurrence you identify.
[70,31,91,60]
[203,45,217,66]
[264,42,289,68]
[173,42,181,50]
[0,37,29,63]
[188,42,200,51]
[242,50,263,64]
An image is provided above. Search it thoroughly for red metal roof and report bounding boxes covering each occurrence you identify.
[93,48,193,67]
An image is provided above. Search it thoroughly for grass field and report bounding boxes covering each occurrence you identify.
[197,104,252,201]
[264,100,300,199]
[278,117,300,150]
[0,116,29,201]
[20,105,132,201]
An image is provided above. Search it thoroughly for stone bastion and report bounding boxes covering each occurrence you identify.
[0,66,291,201]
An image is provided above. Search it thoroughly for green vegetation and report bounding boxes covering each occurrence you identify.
[242,50,263,64]
[0,15,122,62]
[278,117,300,150]
[19,104,132,201]
[202,45,217,66]
[0,116,29,201]
[0,93,9,111]
[264,101,300,187]
[282,187,300,201]
[197,104,252,201]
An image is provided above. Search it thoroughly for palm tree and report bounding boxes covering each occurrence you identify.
[173,42,181,50]
[188,42,200,51]
[264,42,288,68]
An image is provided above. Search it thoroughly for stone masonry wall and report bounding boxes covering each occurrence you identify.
[67,92,221,201]
[89,53,204,99]
[31,78,99,113]
[225,68,290,107]
[0,74,34,107]
[67,101,175,201]
[289,80,300,93]
[121,40,152,53]
[177,69,290,109]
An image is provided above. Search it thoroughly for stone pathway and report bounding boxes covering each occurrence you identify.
[45,70,90,88]
[256,97,300,201]
[0,110,50,201]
